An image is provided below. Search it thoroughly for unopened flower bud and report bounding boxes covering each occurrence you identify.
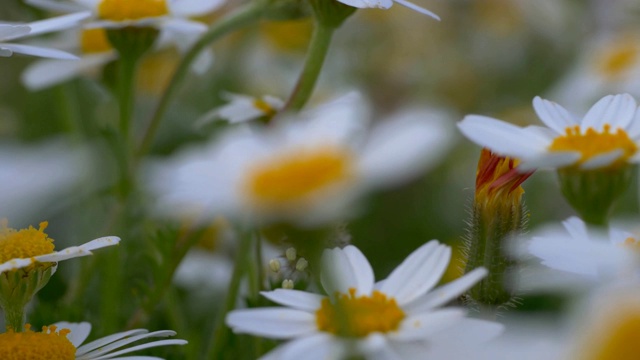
[295,257,308,272]
[285,247,297,261]
[269,259,281,273]
[282,279,294,289]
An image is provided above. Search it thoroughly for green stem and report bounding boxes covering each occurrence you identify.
[137,3,265,159]
[118,55,137,139]
[206,230,253,359]
[282,22,335,112]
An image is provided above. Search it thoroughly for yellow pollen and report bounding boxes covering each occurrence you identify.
[0,221,55,264]
[599,43,638,78]
[244,147,353,208]
[252,99,277,117]
[98,0,169,21]
[548,125,637,166]
[0,324,75,360]
[582,310,640,360]
[80,28,112,54]
[315,289,405,337]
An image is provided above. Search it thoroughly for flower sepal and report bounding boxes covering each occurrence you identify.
[557,165,633,226]
[106,26,159,61]
[0,265,55,331]
[308,0,356,28]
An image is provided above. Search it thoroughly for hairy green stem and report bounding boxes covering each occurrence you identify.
[137,3,265,158]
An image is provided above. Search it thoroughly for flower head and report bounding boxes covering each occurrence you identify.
[227,241,502,359]
[475,148,533,210]
[458,93,640,171]
[0,322,187,359]
[0,12,90,59]
[149,92,452,226]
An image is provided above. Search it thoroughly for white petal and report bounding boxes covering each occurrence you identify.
[626,108,640,138]
[72,0,100,9]
[532,96,578,134]
[274,334,342,360]
[22,52,117,91]
[169,0,226,17]
[321,245,374,296]
[226,308,316,339]
[0,25,30,42]
[517,152,581,171]
[76,330,149,356]
[25,0,89,12]
[35,236,120,263]
[458,115,548,159]
[0,258,35,273]
[53,322,92,347]
[430,318,504,346]
[561,216,589,242]
[392,0,440,19]
[579,149,623,170]
[22,12,91,38]
[337,0,393,9]
[582,94,636,131]
[260,289,325,312]
[379,241,450,305]
[0,43,78,59]
[358,114,452,188]
[404,267,488,313]
[81,339,187,360]
[392,308,466,341]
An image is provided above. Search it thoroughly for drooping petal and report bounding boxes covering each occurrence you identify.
[260,289,325,312]
[226,308,317,339]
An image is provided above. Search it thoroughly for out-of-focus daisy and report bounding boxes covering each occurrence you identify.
[195,93,284,126]
[227,241,501,359]
[149,92,452,226]
[458,93,640,171]
[520,216,638,290]
[0,12,90,59]
[0,321,186,359]
[338,0,440,20]
[0,220,120,274]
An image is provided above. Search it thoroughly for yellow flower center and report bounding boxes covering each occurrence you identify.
[599,42,639,78]
[315,289,405,338]
[252,99,278,117]
[0,221,54,264]
[80,28,112,54]
[583,310,640,360]
[98,0,169,21]
[548,125,638,166]
[0,324,75,360]
[244,147,354,209]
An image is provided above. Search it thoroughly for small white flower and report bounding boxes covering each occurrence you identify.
[195,93,284,126]
[458,93,640,171]
[148,92,452,226]
[0,12,90,59]
[227,241,501,359]
[0,220,120,273]
[338,0,440,20]
[0,321,186,359]
[521,216,639,290]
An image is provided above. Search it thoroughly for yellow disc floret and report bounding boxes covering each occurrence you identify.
[316,289,405,337]
[244,147,354,209]
[548,125,638,167]
[0,221,54,264]
[0,324,75,360]
[80,28,112,54]
[98,0,169,21]
[582,310,640,360]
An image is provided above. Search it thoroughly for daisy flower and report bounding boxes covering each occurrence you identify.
[0,12,90,59]
[338,0,440,20]
[521,216,638,290]
[458,93,640,171]
[148,92,452,226]
[195,93,284,126]
[0,220,120,273]
[227,241,501,359]
[0,321,186,359]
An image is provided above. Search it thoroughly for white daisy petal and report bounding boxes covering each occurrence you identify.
[321,245,374,296]
[458,115,548,159]
[260,289,325,312]
[276,333,343,360]
[226,308,316,339]
[22,52,117,91]
[404,267,488,313]
[578,149,623,170]
[532,96,578,134]
[430,318,504,346]
[517,152,581,171]
[76,330,150,356]
[337,0,393,9]
[0,258,35,273]
[392,308,466,341]
[379,241,450,305]
[0,43,78,59]
[81,339,187,360]
[21,11,91,38]
[53,322,91,347]
[168,0,226,17]
[25,0,89,12]
[0,25,31,41]
[392,0,440,19]
[561,216,589,242]
[582,94,636,131]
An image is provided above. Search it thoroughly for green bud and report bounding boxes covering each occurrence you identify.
[557,165,633,226]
